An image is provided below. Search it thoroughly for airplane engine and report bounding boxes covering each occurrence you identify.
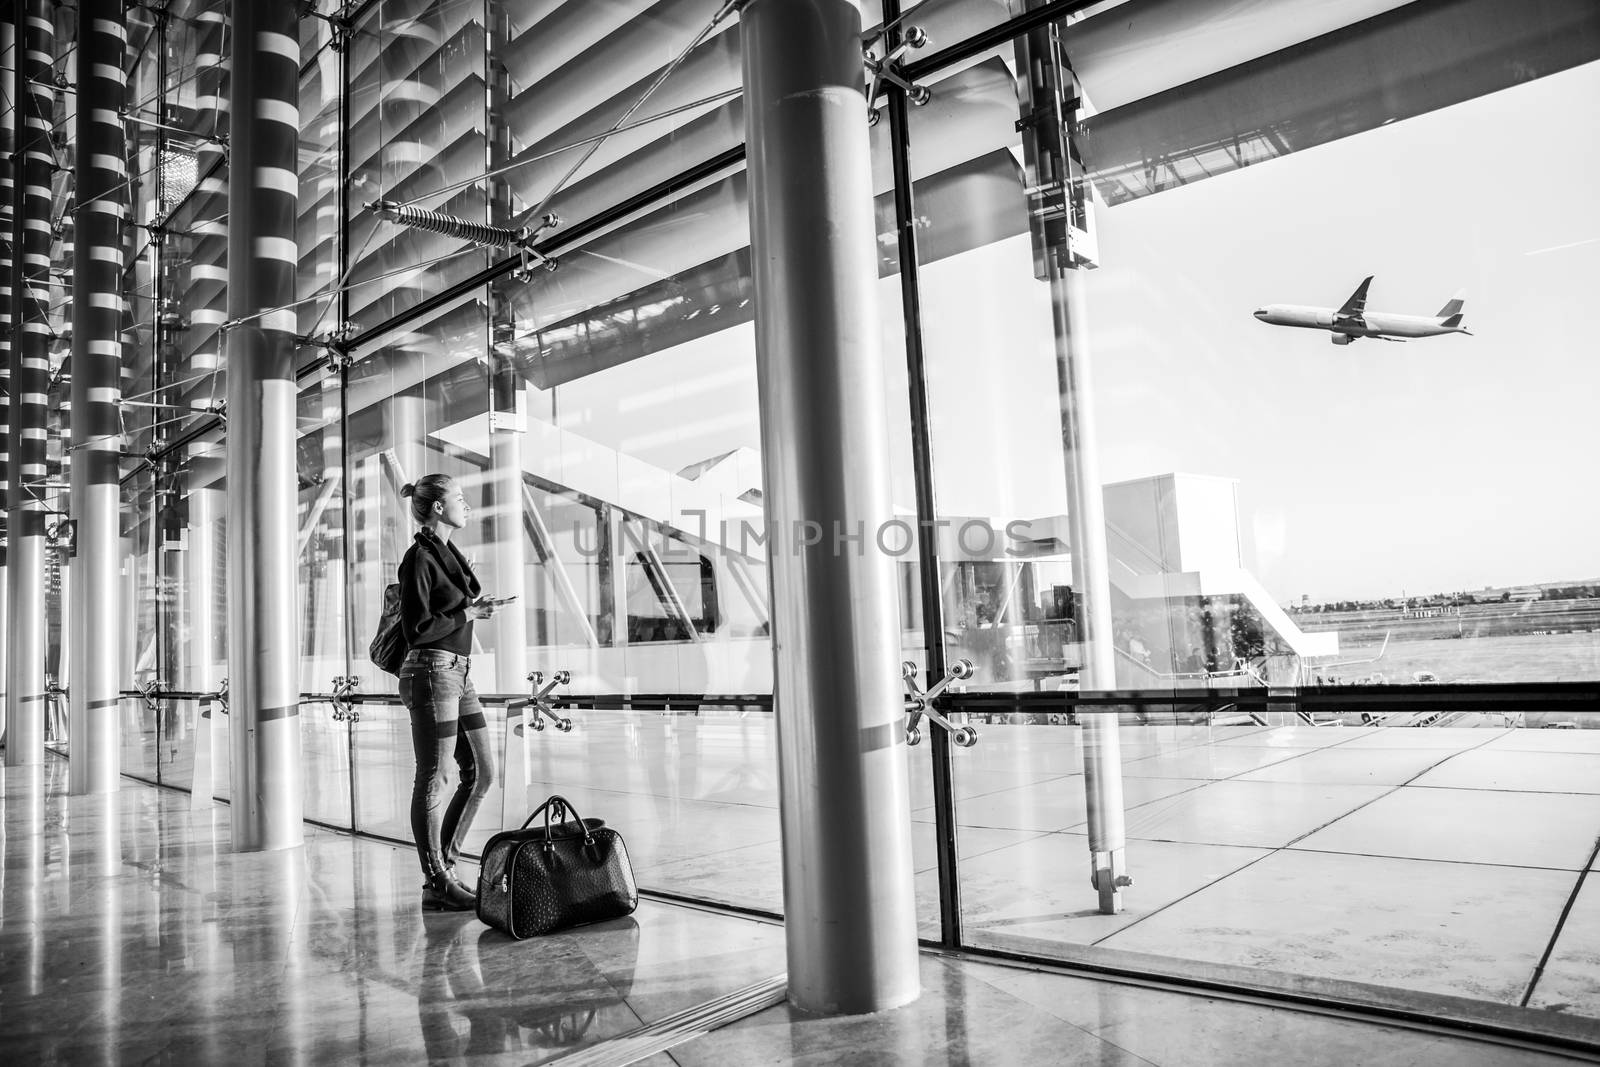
[1330,333,1354,345]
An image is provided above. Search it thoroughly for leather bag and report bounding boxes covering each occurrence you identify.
[369,582,407,675]
[477,795,638,939]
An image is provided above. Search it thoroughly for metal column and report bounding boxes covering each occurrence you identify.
[883,2,963,947]
[224,1,303,850]
[485,14,527,698]
[1052,265,1128,913]
[1013,18,1129,915]
[487,399,529,694]
[388,390,426,485]
[6,0,54,766]
[741,0,921,1015]
[489,393,530,813]
[67,0,127,794]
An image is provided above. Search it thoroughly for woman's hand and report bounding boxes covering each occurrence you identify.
[466,596,498,620]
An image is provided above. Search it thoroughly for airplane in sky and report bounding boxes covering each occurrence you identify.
[1253,277,1472,344]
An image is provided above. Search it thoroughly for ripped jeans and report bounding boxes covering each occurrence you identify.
[399,649,497,880]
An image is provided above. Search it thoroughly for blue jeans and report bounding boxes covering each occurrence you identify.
[399,649,496,880]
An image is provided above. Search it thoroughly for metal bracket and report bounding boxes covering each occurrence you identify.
[511,213,562,282]
[1090,849,1133,911]
[512,669,572,734]
[299,322,357,370]
[213,678,229,715]
[368,199,561,281]
[864,25,931,127]
[44,679,68,745]
[298,2,353,51]
[330,675,360,723]
[902,659,978,747]
[45,518,75,547]
[139,679,166,713]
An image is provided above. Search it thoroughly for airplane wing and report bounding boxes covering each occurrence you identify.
[1336,276,1373,321]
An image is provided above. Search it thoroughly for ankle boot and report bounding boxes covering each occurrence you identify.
[421,871,477,912]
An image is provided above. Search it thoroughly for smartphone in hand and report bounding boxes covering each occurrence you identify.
[482,594,519,606]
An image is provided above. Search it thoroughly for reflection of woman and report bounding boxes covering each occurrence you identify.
[418,919,510,1059]
[398,474,499,912]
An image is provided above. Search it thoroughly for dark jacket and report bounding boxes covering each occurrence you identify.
[397,527,482,655]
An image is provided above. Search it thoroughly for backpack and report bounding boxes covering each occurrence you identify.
[370,582,407,675]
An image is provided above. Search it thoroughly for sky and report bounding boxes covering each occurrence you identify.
[540,54,1599,609]
[1081,60,1600,603]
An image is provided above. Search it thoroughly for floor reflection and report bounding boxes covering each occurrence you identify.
[0,761,779,1063]
[3,760,1584,1065]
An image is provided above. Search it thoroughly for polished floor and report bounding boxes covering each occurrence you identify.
[2,760,1594,1065]
[114,706,1600,1020]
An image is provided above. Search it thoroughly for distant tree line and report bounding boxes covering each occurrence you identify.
[1288,583,1600,614]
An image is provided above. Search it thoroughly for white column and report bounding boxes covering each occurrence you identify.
[741,0,921,1015]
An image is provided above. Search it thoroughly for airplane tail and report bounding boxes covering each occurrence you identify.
[1435,289,1466,320]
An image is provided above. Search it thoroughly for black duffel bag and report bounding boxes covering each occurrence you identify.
[477,795,638,939]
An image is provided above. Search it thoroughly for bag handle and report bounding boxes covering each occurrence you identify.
[522,794,596,849]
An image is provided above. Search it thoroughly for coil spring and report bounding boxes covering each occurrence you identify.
[372,200,519,248]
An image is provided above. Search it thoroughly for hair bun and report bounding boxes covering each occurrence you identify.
[400,483,416,498]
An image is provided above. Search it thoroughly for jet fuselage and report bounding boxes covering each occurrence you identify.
[1252,305,1470,340]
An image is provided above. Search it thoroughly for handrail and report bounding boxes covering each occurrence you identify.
[947,682,1600,715]
[120,687,222,702]
[116,682,1599,716]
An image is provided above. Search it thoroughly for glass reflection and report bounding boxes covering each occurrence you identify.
[345,0,492,332]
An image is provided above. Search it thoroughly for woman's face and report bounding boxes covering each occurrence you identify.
[435,482,470,529]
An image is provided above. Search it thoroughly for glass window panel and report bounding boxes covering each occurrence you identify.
[119,469,162,783]
[346,0,492,332]
[910,6,1600,1030]
[489,167,790,910]
[501,175,767,697]
[299,367,354,827]
[157,429,225,797]
[345,296,497,841]
[299,48,344,343]
[494,0,743,230]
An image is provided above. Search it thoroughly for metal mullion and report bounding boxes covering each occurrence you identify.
[117,413,222,488]
[883,0,962,951]
[901,0,1101,83]
[343,0,380,33]
[335,22,361,836]
[152,4,170,785]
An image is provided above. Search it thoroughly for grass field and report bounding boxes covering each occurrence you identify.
[1319,630,1600,684]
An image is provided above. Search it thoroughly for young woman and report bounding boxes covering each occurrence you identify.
[397,474,500,911]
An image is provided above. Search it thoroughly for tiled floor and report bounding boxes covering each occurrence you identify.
[107,712,1600,1026]
[3,761,1590,1065]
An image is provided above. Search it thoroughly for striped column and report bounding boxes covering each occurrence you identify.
[225,1,303,851]
[0,10,15,746]
[67,0,128,794]
[6,0,55,766]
